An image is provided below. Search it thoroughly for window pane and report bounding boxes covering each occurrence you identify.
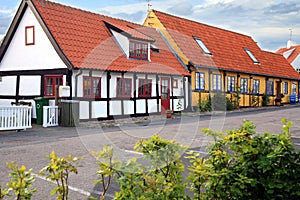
[146,80,151,95]
[125,79,131,96]
[244,48,259,63]
[200,73,205,90]
[136,43,141,57]
[46,78,53,95]
[195,38,211,55]
[93,78,100,97]
[266,81,274,95]
[284,82,288,94]
[84,78,92,96]
[253,79,260,94]
[241,78,248,94]
[142,44,148,58]
[117,79,123,96]
[129,43,134,57]
[195,73,199,90]
[213,74,221,91]
[139,79,144,95]
[228,76,235,92]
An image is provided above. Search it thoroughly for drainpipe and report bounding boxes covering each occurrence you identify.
[74,69,83,98]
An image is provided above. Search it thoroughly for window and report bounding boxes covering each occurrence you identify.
[138,79,152,97]
[117,78,132,97]
[292,82,297,94]
[266,80,274,95]
[194,37,212,55]
[252,79,260,94]
[44,75,63,96]
[212,74,222,91]
[195,72,205,90]
[283,82,288,94]
[227,76,235,92]
[244,48,259,64]
[240,78,248,94]
[129,41,148,60]
[25,26,35,46]
[83,76,101,98]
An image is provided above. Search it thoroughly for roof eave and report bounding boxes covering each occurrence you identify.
[29,0,73,69]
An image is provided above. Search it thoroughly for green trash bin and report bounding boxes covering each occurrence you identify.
[60,100,80,127]
[34,97,49,125]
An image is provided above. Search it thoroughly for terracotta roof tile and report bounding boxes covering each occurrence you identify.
[152,10,300,80]
[31,0,189,76]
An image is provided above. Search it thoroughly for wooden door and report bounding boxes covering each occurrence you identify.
[161,77,170,113]
[276,81,281,99]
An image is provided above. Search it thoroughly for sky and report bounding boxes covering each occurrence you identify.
[0,0,299,52]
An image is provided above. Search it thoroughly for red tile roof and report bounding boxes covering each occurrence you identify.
[151,10,300,80]
[276,45,300,64]
[31,0,189,76]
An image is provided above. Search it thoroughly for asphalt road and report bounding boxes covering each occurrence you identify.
[0,105,300,199]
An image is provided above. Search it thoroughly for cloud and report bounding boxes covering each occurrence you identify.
[0,6,17,35]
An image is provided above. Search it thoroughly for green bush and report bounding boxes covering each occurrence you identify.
[40,151,81,200]
[5,162,37,200]
[199,92,239,112]
[187,119,300,199]
[262,93,270,106]
[198,97,212,112]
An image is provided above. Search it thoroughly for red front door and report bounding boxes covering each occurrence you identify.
[161,77,170,113]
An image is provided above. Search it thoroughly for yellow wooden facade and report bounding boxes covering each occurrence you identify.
[144,10,299,108]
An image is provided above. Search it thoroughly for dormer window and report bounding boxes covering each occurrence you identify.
[129,40,148,60]
[194,37,211,55]
[244,48,259,64]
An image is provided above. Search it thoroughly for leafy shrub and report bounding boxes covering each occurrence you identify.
[262,93,270,106]
[187,119,300,199]
[5,162,37,200]
[198,97,212,112]
[92,135,190,200]
[40,151,81,200]
[199,92,239,112]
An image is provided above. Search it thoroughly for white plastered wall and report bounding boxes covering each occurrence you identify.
[0,7,67,71]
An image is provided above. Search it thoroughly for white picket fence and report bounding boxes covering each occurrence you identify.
[43,106,59,128]
[0,106,32,131]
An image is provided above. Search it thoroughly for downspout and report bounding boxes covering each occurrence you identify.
[74,69,82,98]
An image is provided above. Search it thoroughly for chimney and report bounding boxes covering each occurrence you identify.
[287,39,293,49]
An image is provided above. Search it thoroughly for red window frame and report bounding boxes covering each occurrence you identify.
[25,26,35,46]
[83,76,101,98]
[138,79,152,97]
[117,78,132,98]
[129,40,148,60]
[44,75,63,97]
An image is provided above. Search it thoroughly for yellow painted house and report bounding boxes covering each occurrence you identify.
[144,10,300,110]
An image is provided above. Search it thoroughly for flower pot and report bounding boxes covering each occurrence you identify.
[166,113,172,118]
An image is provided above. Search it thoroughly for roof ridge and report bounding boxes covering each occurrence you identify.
[151,9,253,39]
[32,0,145,28]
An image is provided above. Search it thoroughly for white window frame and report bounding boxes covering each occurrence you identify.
[212,74,222,91]
[195,72,205,90]
[227,76,235,92]
[252,79,260,94]
[240,78,248,94]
